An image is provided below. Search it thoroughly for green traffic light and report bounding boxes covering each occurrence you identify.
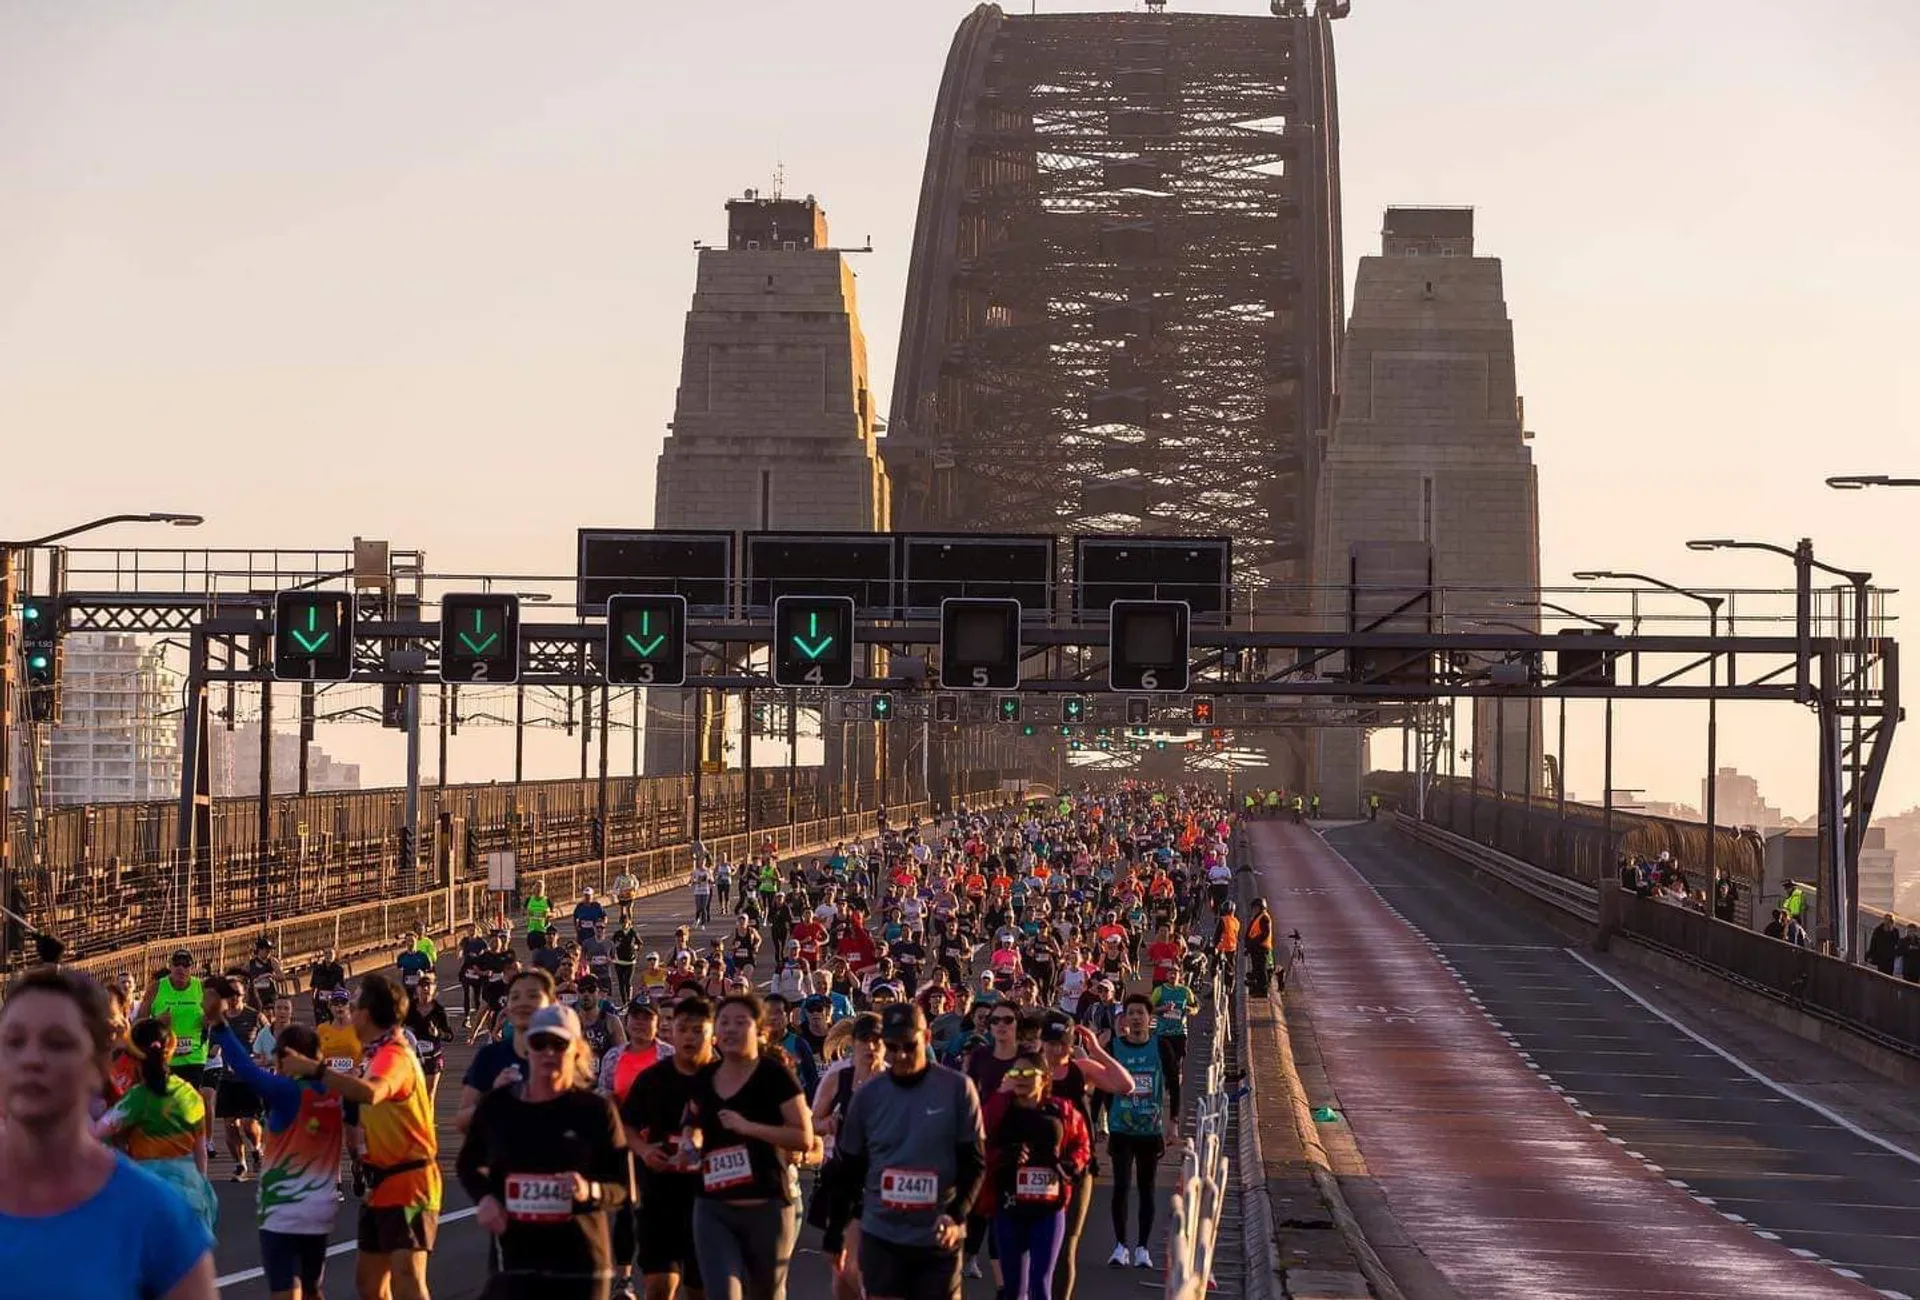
[288,604,332,653]
[623,609,668,658]
[792,610,835,661]
[27,653,49,671]
[1022,725,1035,736]
[458,607,500,655]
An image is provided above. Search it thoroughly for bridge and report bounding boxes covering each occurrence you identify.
[5,3,1917,1300]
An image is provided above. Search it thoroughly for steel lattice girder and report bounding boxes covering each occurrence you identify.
[888,10,1341,587]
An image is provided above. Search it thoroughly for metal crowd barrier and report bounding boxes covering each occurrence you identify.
[1165,961,1231,1299]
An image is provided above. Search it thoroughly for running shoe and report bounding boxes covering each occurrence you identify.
[1108,1244,1131,1268]
[1133,1246,1154,1270]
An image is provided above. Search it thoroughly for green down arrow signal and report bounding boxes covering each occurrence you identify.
[458,608,500,655]
[791,611,835,661]
[289,606,331,653]
[623,610,666,657]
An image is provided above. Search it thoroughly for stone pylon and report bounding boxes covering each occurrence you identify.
[1311,208,1542,816]
[646,192,889,781]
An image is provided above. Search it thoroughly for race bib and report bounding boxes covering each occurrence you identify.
[170,1036,197,1057]
[703,1145,753,1192]
[880,1167,939,1212]
[327,1056,357,1073]
[403,972,421,987]
[1015,1166,1061,1203]
[1132,1071,1156,1096]
[253,975,275,989]
[504,1172,574,1223]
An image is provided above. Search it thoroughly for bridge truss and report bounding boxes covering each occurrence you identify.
[888,4,1345,588]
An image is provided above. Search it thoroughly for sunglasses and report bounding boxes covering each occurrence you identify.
[526,1034,571,1053]
[1004,1067,1046,1082]
[989,1015,1019,1025]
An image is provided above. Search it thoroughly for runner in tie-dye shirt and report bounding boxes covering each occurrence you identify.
[281,972,441,1300]
[208,998,344,1300]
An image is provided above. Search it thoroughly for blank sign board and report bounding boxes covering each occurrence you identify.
[577,531,733,616]
[1073,536,1230,623]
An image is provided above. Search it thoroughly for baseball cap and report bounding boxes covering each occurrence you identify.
[879,1003,926,1043]
[802,994,833,1013]
[1039,1012,1075,1044]
[527,1003,582,1043]
[169,949,194,966]
[870,982,903,1000]
[327,988,351,1003]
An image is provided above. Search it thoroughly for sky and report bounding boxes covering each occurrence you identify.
[3,0,1916,821]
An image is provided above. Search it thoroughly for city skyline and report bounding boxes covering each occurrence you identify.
[3,0,1915,819]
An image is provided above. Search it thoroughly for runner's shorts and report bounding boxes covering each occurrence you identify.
[358,1204,440,1254]
[214,1073,263,1120]
[860,1234,963,1300]
[635,1183,701,1285]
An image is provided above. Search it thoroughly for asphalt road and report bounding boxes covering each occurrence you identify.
[209,855,1210,1298]
[1316,821,1920,1300]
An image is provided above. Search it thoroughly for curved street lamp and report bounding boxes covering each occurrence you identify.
[1826,475,1920,490]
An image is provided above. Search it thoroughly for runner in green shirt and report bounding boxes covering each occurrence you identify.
[524,882,552,949]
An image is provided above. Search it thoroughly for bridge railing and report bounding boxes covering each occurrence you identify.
[1369,774,1764,897]
[1165,959,1230,1300]
[3,767,1015,969]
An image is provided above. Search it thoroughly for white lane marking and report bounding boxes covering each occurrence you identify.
[1565,949,1920,1171]
[216,1206,479,1289]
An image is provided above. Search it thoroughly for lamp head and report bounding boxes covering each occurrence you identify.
[1685,539,1733,552]
[147,513,205,527]
[1825,475,1885,491]
[1569,571,1614,582]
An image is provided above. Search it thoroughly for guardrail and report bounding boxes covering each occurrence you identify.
[4,767,1016,966]
[1393,812,1600,922]
[5,790,1024,1000]
[1166,958,1231,1298]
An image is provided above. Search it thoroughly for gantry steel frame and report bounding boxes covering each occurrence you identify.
[887,4,1344,588]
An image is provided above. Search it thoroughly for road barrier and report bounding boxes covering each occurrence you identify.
[1165,959,1230,1300]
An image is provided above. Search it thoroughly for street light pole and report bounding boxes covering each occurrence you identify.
[0,512,204,969]
[1572,571,1724,912]
[1686,537,1872,958]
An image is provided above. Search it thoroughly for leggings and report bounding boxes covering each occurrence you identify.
[1050,1173,1095,1300]
[692,1198,798,1300]
[1106,1133,1165,1248]
[994,1210,1066,1300]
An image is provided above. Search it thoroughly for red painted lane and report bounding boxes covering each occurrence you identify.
[1249,822,1880,1300]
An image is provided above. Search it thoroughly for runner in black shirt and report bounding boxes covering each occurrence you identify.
[687,993,811,1300]
[622,994,716,1300]
[458,1003,632,1300]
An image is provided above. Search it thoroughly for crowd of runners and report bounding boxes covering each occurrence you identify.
[0,782,1258,1300]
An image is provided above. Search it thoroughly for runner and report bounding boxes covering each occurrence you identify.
[281,972,442,1300]
[1104,994,1182,1269]
[95,1013,218,1235]
[982,1051,1091,1300]
[828,1002,984,1300]
[458,1003,633,1300]
[0,967,218,1300]
[207,988,345,1300]
[686,993,813,1300]
[405,972,456,1108]
[624,995,718,1300]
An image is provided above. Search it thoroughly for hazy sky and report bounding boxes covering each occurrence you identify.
[4,0,1916,819]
